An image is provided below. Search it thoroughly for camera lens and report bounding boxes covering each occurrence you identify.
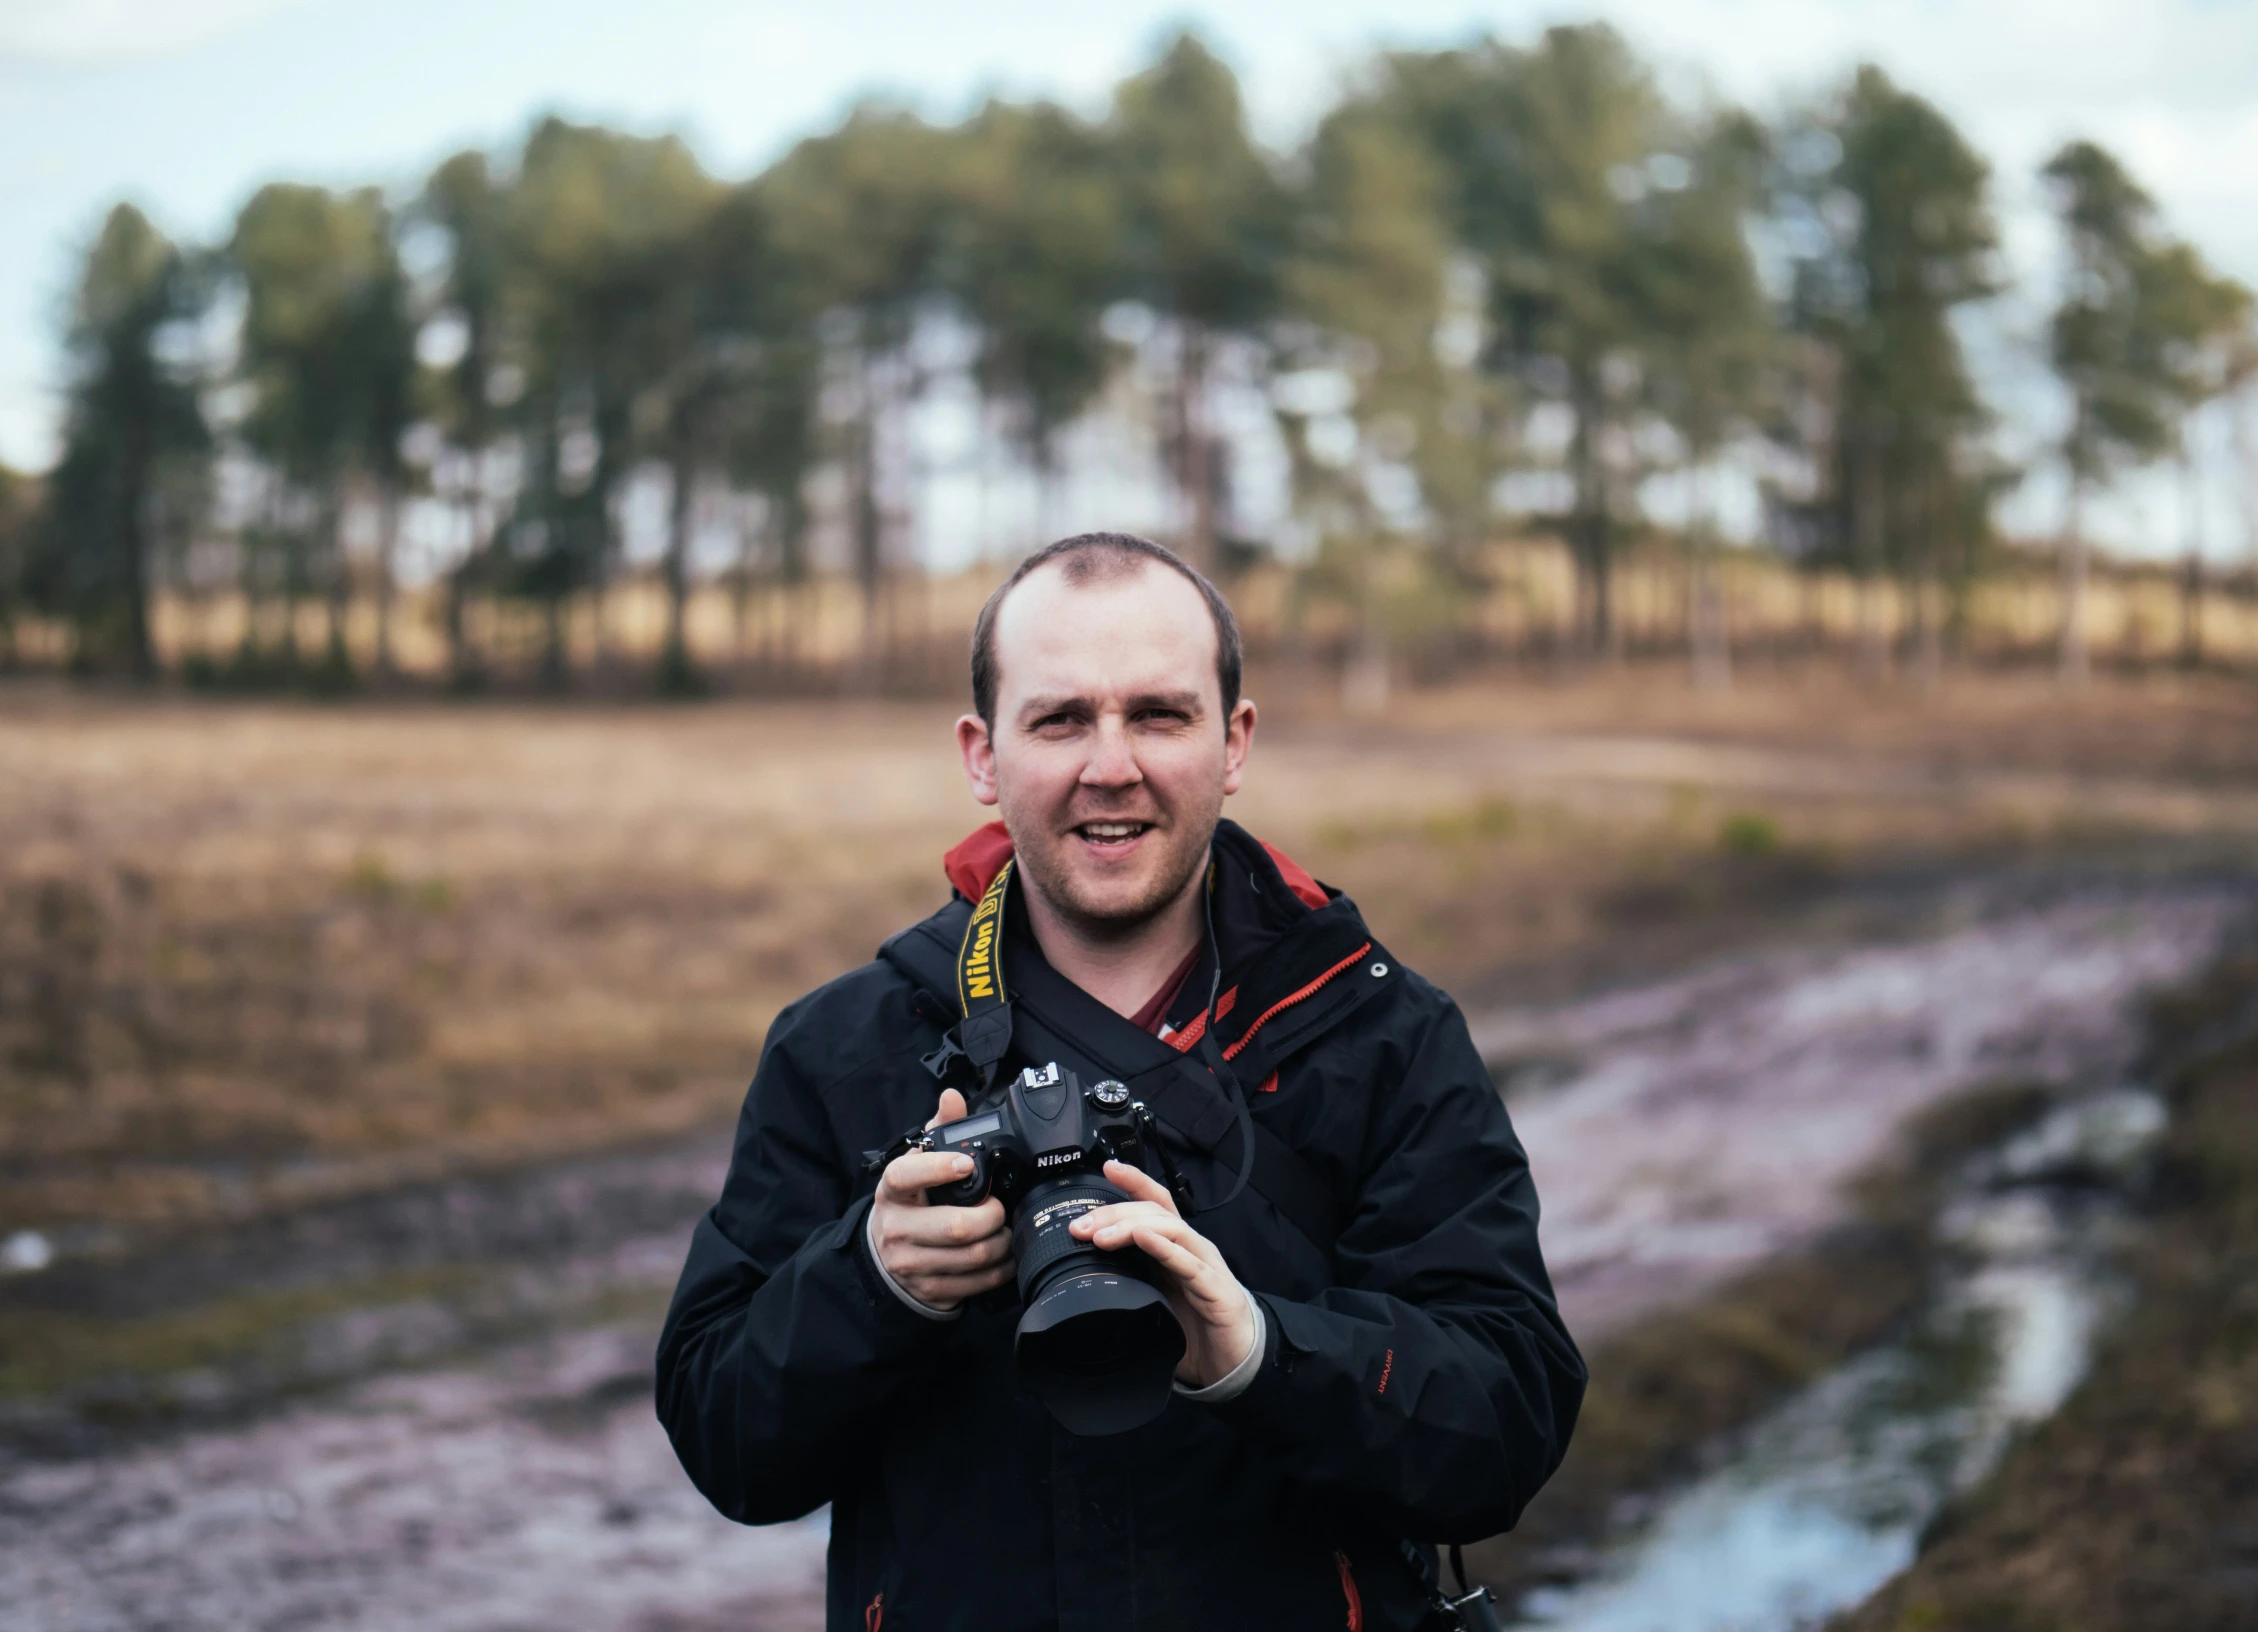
[1011,1176,1185,1437]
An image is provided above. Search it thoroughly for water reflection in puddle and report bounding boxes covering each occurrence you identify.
[1515,1088,2160,1632]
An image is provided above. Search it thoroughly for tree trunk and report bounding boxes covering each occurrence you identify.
[973,400,996,565]
[767,483,806,674]
[1568,365,1612,662]
[1176,323,1216,578]
[1688,463,1731,694]
[442,565,470,688]
[2059,474,2089,685]
[373,477,401,683]
[444,495,481,690]
[1033,449,1061,561]
[851,351,885,691]
[2239,387,2258,567]
[280,549,301,671]
[118,426,155,680]
[1689,552,1729,693]
[2179,553,2204,669]
[1342,588,1390,717]
[540,595,568,690]
[1854,433,1889,684]
[1904,571,1937,692]
[660,447,697,692]
[588,397,631,681]
[278,488,310,674]
[241,482,273,671]
[321,494,352,684]
[1913,490,1943,693]
[2179,444,2205,670]
[731,501,758,666]
[1910,477,1942,692]
[2239,389,2258,662]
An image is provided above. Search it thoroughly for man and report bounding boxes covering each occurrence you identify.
[657,533,1582,1632]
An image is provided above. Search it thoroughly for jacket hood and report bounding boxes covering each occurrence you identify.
[942,819,1328,913]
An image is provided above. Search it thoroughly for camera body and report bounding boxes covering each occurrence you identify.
[920,1061,1144,1213]
[907,1061,1185,1436]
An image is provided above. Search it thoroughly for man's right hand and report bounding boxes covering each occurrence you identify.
[871,1087,1015,1310]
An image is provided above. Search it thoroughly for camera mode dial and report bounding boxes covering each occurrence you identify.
[1087,1078,1131,1110]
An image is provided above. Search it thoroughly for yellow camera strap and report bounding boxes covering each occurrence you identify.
[954,857,1016,1085]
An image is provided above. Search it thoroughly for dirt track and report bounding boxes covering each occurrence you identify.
[5,876,2243,1632]
[1491,882,2245,1337]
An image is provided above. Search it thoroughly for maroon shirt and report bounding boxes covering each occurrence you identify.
[1128,942,1203,1036]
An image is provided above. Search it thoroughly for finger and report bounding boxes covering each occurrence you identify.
[887,1235,1014,1277]
[880,1149,978,1199]
[1102,1160,1181,1216]
[1127,1224,1235,1307]
[925,1087,969,1132]
[888,1198,1008,1247]
[1067,1200,1170,1240]
[1101,1214,1224,1282]
[896,1255,1015,1290]
[907,1262,1016,1303]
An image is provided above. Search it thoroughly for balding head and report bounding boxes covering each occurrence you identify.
[970,533,1242,728]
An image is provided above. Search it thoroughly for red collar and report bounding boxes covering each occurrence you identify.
[941,820,1327,911]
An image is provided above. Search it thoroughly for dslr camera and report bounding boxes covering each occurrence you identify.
[907,1061,1185,1435]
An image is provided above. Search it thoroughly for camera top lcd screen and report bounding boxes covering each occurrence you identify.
[945,1113,1003,1144]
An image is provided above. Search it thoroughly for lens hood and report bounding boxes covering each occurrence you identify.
[1016,1267,1184,1436]
[1010,1176,1186,1436]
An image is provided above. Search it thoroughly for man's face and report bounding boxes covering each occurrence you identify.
[957,562,1255,937]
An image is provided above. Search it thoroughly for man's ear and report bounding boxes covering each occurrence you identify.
[1221,698,1257,797]
[957,713,1000,806]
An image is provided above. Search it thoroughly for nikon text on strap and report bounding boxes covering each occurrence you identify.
[954,858,1016,1088]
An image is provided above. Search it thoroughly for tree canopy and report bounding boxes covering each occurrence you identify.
[14,26,2252,693]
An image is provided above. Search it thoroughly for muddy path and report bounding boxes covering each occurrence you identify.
[2,876,2249,1631]
[1489,879,2246,1339]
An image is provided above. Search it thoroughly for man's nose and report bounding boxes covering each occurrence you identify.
[1080,719,1142,787]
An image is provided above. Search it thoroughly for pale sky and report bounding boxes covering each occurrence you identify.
[4,0,2255,559]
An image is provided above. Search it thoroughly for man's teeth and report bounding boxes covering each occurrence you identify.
[1081,823,1146,839]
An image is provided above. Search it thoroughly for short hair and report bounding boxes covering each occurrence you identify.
[970,533,1243,727]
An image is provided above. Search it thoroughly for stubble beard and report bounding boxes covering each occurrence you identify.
[1013,807,1218,945]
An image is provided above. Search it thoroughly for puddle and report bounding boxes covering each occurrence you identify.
[1512,1086,2164,1632]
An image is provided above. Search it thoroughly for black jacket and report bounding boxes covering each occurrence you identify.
[656,820,1583,1632]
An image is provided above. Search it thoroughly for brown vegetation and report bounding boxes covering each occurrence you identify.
[2,665,2254,1237]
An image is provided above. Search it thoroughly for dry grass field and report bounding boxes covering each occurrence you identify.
[4,664,2256,1239]
[5,663,2257,1630]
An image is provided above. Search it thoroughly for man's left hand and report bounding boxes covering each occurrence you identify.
[1068,1160,1258,1388]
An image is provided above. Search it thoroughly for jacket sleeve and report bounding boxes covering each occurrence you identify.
[654,999,953,1525]
[1214,985,1585,1541]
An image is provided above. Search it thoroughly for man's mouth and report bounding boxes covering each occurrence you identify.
[1073,820,1152,852]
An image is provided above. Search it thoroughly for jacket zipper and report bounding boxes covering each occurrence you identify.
[865,1591,883,1630]
[1223,942,1373,1062]
[1332,1549,1364,1631]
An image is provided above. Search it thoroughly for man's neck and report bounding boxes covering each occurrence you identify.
[1020,859,1208,1021]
